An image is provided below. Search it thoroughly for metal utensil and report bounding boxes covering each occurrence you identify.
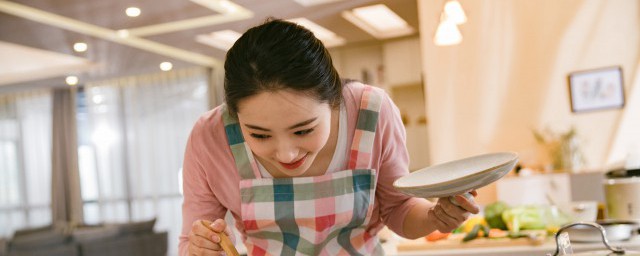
[548,222,635,256]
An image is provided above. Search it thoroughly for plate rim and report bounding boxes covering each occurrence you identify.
[393,152,519,190]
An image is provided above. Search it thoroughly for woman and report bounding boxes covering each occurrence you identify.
[179,19,479,256]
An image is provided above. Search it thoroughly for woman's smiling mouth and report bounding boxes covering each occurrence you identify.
[279,154,307,170]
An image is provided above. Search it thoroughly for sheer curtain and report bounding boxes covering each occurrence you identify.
[80,67,210,254]
[0,90,52,238]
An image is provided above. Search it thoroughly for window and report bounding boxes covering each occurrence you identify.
[78,68,209,254]
[0,91,52,237]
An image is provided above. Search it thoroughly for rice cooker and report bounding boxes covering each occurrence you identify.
[604,168,640,222]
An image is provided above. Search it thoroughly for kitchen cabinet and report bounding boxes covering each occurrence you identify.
[382,37,422,87]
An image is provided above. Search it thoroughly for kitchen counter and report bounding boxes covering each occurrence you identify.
[383,235,640,256]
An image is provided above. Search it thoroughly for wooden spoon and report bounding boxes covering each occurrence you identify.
[201,220,240,256]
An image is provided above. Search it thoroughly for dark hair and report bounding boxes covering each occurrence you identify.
[224,19,342,116]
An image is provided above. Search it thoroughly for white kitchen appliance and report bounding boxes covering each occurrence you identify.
[604,168,640,222]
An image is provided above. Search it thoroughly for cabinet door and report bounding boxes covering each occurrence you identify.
[383,38,422,86]
[496,173,571,206]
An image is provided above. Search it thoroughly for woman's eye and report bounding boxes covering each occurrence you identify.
[250,134,271,140]
[294,129,314,136]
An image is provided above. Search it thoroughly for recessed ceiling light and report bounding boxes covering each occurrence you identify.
[342,4,414,39]
[125,7,141,17]
[73,42,87,52]
[293,0,344,6]
[65,76,79,86]
[287,18,345,48]
[160,62,173,71]
[196,30,242,51]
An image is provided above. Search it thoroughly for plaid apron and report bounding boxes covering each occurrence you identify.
[222,86,384,256]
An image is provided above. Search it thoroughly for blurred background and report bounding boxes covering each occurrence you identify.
[1,0,639,255]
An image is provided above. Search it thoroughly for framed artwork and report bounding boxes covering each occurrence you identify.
[568,66,625,113]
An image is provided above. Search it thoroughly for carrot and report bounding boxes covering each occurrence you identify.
[488,228,509,238]
[425,230,451,242]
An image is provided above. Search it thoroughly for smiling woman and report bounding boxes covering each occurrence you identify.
[236,90,336,178]
[179,19,479,256]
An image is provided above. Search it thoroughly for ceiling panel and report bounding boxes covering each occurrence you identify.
[0,0,419,90]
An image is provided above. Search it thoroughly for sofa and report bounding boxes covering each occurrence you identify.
[4,218,167,256]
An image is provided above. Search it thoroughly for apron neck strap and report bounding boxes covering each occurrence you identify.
[348,86,383,170]
[221,104,260,179]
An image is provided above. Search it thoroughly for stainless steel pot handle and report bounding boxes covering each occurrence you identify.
[549,222,626,256]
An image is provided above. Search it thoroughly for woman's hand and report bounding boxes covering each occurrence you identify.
[427,190,480,233]
[188,219,232,255]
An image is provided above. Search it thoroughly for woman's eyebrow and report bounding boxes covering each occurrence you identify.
[244,117,317,132]
[287,117,317,130]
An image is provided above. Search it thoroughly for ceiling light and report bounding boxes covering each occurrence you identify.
[293,0,344,6]
[434,19,462,46]
[342,4,414,39]
[444,0,467,24]
[73,42,87,52]
[159,62,173,71]
[65,75,78,86]
[287,18,345,47]
[196,30,242,51]
[125,7,141,17]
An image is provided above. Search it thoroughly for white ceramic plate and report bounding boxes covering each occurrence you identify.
[393,152,518,198]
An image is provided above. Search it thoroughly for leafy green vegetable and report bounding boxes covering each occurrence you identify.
[501,206,546,233]
[484,201,509,230]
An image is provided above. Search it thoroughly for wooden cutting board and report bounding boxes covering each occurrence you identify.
[396,237,547,251]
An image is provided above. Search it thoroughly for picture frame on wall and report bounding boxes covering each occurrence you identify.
[568,66,625,113]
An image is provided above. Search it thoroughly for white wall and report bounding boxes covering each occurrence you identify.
[418,0,640,204]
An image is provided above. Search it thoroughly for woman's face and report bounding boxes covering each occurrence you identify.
[236,90,333,177]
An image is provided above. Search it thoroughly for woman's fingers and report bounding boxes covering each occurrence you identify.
[188,241,225,256]
[198,219,229,242]
[189,230,224,251]
[210,219,227,233]
[189,219,227,255]
[429,205,461,232]
[451,193,480,214]
[429,190,481,232]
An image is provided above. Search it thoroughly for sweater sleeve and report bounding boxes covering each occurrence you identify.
[178,117,228,256]
[373,89,428,238]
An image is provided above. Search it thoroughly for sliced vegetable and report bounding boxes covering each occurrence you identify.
[488,228,509,238]
[461,216,488,233]
[425,230,451,242]
[462,224,482,242]
[481,224,491,237]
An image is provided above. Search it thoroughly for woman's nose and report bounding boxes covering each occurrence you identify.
[275,141,298,163]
